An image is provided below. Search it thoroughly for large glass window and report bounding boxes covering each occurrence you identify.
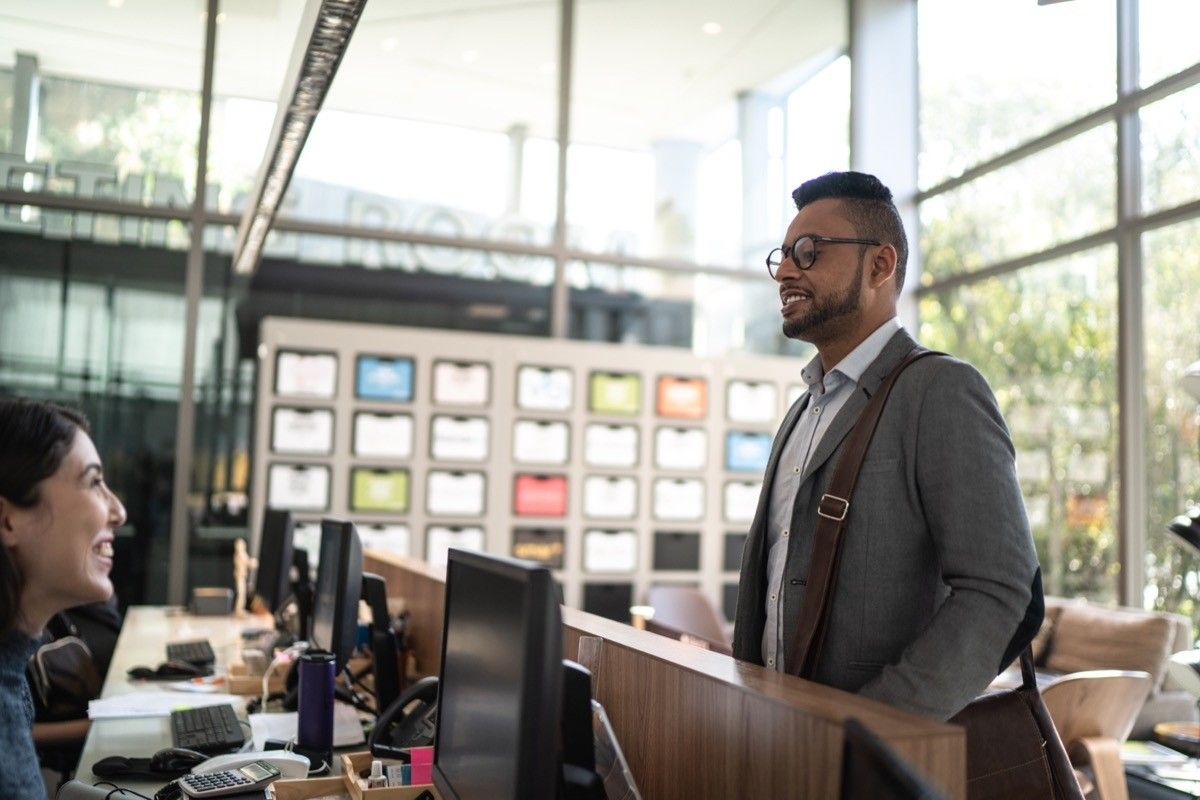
[785,55,850,190]
[918,0,1116,188]
[1139,83,1200,215]
[919,247,1120,601]
[568,1,846,267]
[0,2,203,208]
[1142,220,1200,621]
[1139,0,1200,89]
[920,123,1116,284]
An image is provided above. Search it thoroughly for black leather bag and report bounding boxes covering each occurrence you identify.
[27,614,103,722]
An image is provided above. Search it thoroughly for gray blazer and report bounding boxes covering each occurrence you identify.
[732,328,1041,720]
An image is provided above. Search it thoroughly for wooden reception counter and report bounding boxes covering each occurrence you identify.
[364,551,966,799]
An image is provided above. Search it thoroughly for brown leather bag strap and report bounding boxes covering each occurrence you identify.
[788,348,941,678]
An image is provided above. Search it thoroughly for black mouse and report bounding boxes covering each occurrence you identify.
[92,754,135,778]
[127,660,206,680]
[149,747,208,773]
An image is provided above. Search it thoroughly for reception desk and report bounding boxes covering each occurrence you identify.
[364,551,966,799]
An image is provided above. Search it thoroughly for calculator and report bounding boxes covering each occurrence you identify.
[178,760,282,797]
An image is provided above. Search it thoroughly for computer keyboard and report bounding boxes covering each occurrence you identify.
[170,704,246,754]
[166,639,216,665]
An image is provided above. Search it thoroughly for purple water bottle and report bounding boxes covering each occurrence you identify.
[297,651,336,754]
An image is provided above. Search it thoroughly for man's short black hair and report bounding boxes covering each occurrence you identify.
[791,171,908,295]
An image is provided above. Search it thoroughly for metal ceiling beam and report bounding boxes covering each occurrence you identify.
[232,0,368,275]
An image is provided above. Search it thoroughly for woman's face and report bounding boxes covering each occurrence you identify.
[1,429,126,629]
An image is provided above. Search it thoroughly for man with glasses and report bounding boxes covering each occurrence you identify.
[731,171,1042,720]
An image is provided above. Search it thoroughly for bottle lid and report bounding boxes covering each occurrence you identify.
[370,759,384,779]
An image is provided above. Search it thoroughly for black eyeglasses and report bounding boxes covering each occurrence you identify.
[766,235,881,278]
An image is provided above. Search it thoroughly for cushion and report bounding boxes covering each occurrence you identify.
[1043,604,1174,690]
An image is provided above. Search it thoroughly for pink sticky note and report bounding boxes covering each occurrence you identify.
[409,746,434,766]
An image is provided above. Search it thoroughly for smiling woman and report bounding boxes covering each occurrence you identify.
[0,397,127,799]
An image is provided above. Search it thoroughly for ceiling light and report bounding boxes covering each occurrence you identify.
[382,36,397,51]
[462,49,479,64]
[216,11,226,23]
[107,0,124,8]
[701,21,722,35]
[233,0,368,275]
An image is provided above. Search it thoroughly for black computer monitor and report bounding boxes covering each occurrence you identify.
[253,509,294,614]
[311,519,363,672]
[433,549,563,800]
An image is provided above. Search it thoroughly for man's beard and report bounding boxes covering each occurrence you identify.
[782,257,865,341]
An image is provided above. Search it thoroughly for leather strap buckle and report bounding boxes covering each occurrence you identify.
[817,494,849,521]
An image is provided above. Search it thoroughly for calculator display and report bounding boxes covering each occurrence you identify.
[240,762,275,781]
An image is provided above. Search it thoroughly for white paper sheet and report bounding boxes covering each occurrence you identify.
[271,407,334,454]
[358,524,412,557]
[426,471,486,516]
[267,464,330,511]
[654,427,707,470]
[653,478,705,521]
[430,415,490,462]
[513,420,570,465]
[247,704,365,749]
[88,693,242,720]
[433,361,490,406]
[426,526,486,567]
[583,476,637,519]
[723,481,760,523]
[292,522,322,575]
[275,351,337,398]
[584,424,639,468]
[583,529,638,572]
[727,380,777,423]
[516,365,573,411]
[353,412,413,459]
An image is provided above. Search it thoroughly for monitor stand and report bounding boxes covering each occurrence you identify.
[560,660,605,800]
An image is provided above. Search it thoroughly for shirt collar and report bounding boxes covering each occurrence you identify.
[800,317,903,395]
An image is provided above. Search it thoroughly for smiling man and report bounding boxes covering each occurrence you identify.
[731,171,1043,720]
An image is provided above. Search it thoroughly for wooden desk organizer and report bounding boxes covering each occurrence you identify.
[340,751,442,799]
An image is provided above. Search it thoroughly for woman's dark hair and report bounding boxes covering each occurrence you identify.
[0,397,89,637]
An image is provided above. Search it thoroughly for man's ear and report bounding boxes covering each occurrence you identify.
[0,496,22,548]
[868,243,898,290]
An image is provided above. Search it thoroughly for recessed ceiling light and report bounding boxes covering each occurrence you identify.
[462,49,479,63]
[701,21,722,35]
[107,0,124,8]
[215,11,226,23]
[382,36,398,51]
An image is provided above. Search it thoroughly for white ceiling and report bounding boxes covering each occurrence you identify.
[0,0,846,149]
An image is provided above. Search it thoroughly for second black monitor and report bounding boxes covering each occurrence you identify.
[312,519,364,671]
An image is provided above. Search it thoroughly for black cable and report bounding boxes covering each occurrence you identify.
[93,781,153,800]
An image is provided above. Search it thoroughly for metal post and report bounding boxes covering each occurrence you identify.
[550,0,575,338]
[1116,0,1145,608]
[11,52,40,163]
[167,0,219,605]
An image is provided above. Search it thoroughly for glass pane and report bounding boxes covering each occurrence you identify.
[1139,0,1200,88]
[919,246,1119,602]
[920,123,1116,284]
[0,207,192,606]
[208,2,308,214]
[1140,83,1200,214]
[0,66,12,152]
[566,260,810,358]
[1142,219,1200,624]
[0,2,202,207]
[569,1,847,267]
[279,1,559,248]
[786,56,850,189]
[918,0,1116,188]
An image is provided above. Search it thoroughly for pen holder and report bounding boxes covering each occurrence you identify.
[340,751,441,800]
[296,651,335,756]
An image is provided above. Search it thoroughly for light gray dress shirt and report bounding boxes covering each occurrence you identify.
[761,317,903,670]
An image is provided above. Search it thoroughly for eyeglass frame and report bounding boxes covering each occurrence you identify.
[766,235,882,279]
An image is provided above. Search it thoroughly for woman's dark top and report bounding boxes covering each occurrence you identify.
[0,629,44,798]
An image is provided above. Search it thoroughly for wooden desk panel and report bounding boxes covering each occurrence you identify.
[364,551,966,799]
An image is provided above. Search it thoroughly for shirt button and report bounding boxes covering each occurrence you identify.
[770,593,777,601]
[768,658,775,666]
[813,406,821,415]
[792,466,800,474]
[783,529,789,537]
